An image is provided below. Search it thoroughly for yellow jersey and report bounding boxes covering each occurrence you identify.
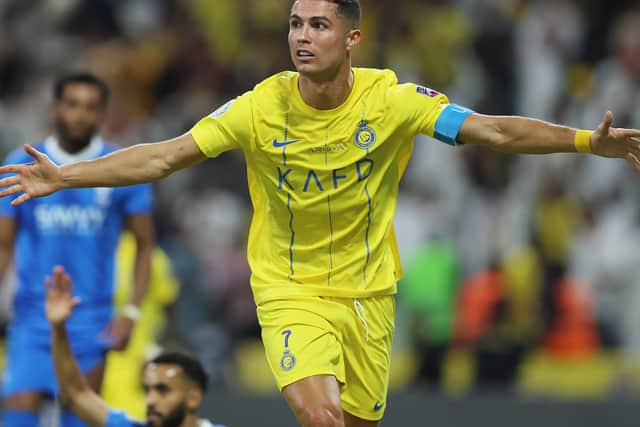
[191,68,470,305]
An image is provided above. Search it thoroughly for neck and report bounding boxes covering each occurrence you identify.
[181,414,201,427]
[298,64,354,110]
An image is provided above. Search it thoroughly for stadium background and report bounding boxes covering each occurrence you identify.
[1,0,640,425]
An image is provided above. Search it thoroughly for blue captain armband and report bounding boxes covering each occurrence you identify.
[434,104,474,146]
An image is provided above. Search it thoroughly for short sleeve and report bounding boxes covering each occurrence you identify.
[105,409,144,427]
[190,91,253,158]
[120,183,153,215]
[387,83,450,137]
[387,83,473,145]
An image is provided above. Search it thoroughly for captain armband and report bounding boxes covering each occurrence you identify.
[433,104,474,146]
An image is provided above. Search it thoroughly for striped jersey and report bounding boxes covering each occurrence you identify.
[191,68,470,305]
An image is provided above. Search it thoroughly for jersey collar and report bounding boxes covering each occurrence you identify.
[293,68,361,116]
[44,135,104,165]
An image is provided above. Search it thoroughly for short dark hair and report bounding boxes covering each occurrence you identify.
[147,352,209,393]
[53,73,110,106]
[328,0,361,28]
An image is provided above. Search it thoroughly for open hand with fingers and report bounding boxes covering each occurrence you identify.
[591,111,640,170]
[0,144,63,206]
[45,266,81,326]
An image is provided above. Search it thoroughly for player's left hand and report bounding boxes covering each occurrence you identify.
[45,266,81,326]
[104,316,135,351]
[0,144,64,206]
[590,111,640,170]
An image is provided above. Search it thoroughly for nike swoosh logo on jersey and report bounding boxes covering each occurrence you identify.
[373,402,384,411]
[273,138,302,148]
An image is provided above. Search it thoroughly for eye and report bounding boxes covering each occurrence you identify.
[290,20,302,29]
[315,22,328,30]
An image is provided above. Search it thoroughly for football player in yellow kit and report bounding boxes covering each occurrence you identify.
[2,1,640,426]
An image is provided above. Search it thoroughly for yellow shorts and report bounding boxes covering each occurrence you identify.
[258,295,395,421]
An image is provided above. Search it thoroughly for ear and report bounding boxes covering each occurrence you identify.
[345,29,361,52]
[186,387,203,412]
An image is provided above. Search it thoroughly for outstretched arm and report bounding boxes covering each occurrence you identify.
[0,132,206,206]
[458,111,640,169]
[46,266,110,427]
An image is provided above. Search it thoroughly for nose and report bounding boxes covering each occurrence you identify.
[296,23,310,43]
[145,391,157,407]
[65,107,94,129]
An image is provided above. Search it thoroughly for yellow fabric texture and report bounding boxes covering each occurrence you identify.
[574,130,593,154]
[258,295,395,421]
[191,68,450,305]
[101,233,180,419]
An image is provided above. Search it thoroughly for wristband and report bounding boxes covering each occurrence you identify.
[121,304,142,321]
[574,130,593,154]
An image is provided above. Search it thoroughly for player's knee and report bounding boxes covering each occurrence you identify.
[299,404,344,427]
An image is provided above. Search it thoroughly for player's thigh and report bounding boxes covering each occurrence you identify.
[2,330,56,403]
[283,374,344,426]
[3,337,48,411]
[258,297,347,391]
[340,296,395,422]
[343,411,379,427]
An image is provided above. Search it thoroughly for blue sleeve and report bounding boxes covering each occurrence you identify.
[105,409,144,427]
[121,183,153,215]
[433,104,474,146]
[0,149,30,218]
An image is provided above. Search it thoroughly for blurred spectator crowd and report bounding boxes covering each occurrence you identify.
[1,0,640,397]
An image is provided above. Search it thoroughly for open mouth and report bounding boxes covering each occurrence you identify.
[296,49,314,59]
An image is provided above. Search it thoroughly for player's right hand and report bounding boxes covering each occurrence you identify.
[590,111,640,169]
[0,144,63,206]
[45,266,81,326]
